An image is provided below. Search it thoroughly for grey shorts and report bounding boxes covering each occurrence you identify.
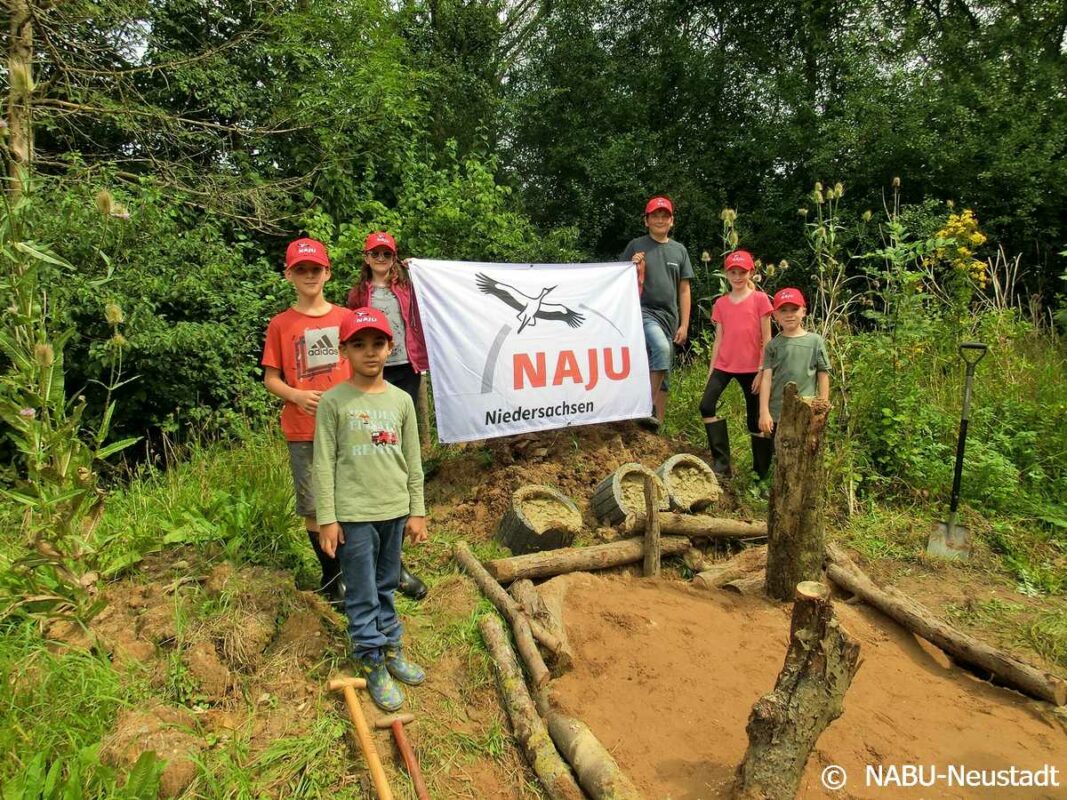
[287,441,316,518]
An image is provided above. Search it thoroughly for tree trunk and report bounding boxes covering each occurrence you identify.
[765,385,831,601]
[454,541,553,687]
[7,0,34,200]
[417,374,431,450]
[484,536,691,583]
[496,485,582,556]
[825,542,1067,706]
[478,616,584,800]
[641,474,661,577]
[735,581,860,800]
[622,513,767,539]
[545,711,645,800]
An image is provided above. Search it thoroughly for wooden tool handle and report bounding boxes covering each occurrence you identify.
[391,721,431,800]
[342,685,394,800]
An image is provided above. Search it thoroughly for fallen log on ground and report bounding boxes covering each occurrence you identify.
[484,536,691,584]
[825,542,1067,706]
[546,710,645,800]
[693,546,768,591]
[622,513,767,539]
[510,578,573,674]
[454,541,552,688]
[735,581,860,800]
[479,616,584,800]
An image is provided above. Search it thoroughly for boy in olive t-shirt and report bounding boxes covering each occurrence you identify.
[758,287,830,435]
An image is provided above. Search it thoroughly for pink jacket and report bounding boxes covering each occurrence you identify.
[346,280,429,373]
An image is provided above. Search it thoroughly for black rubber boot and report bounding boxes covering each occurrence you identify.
[307,530,343,609]
[751,434,774,481]
[398,564,428,601]
[704,419,731,477]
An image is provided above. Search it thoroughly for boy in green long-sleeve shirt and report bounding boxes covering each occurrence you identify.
[313,307,427,712]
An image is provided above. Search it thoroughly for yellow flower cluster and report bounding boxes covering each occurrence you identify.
[931,209,988,288]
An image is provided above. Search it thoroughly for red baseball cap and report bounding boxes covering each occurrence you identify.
[724,250,755,272]
[340,307,393,343]
[286,237,330,269]
[772,287,806,310]
[363,231,397,254]
[644,196,674,216]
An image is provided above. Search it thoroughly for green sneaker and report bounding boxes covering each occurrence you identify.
[385,647,426,686]
[355,657,404,711]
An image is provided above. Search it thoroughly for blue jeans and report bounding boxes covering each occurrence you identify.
[642,315,673,373]
[338,518,406,661]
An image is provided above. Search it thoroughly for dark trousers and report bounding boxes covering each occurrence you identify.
[384,363,422,405]
[700,368,760,434]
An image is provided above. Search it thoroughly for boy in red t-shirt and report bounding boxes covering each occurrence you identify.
[262,238,353,606]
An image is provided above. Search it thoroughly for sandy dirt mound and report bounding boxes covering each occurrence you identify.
[549,573,1067,800]
[429,421,718,539]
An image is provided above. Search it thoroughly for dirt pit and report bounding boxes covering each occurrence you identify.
[665,462,720,511]
[548,573,1067,800]
[521,496,581,531]
[620,471,667,513]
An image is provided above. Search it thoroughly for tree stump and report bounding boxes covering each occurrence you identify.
[735,581,860,800]
[591,463,668,526]
[656,454,721,511]
[765,384,831,601]
[496,485,583,556]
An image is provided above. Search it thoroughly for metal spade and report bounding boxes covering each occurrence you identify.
[927,342,988,560]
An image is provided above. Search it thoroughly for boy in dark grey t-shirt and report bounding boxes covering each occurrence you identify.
[621,196,694,428]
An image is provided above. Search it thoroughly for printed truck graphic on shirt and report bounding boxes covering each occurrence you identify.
[294,325,341,379]
[371,430,399,446]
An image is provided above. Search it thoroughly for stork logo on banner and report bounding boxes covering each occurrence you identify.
[475,273,585,334]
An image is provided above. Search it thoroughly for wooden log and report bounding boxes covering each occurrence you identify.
[735,581,861,800]
[510,579,573,675]
[623,513,767,539]
[656,454,721,511]
[485,536,691,584]
[496,485,582,556]
[546,711,645,800]
[642,475,661,577]
[478,616,584,800]
[693,546,768,591]
[765,384,831,601]
[722,575,766,595]
[591,463,668,526]
[825,542,1067,706]
[454,542,552,688]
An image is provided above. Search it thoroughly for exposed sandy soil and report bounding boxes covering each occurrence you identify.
[548,573,1067,800]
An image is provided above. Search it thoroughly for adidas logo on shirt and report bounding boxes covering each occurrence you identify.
[307,334,337,359]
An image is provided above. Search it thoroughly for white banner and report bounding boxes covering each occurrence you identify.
[408,259,652,443]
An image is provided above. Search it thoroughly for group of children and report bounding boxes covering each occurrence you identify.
[625,195,830,481]
[261,233,429,712]
[262,199,828,712]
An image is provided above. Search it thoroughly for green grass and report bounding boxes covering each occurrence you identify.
[0,620,152,787]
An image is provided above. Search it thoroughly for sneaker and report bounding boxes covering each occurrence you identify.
[385,647,426,686]
[398,564,428,601]
[355,657,404,711]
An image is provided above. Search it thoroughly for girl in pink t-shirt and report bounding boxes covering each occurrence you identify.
[700,250,773,479]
